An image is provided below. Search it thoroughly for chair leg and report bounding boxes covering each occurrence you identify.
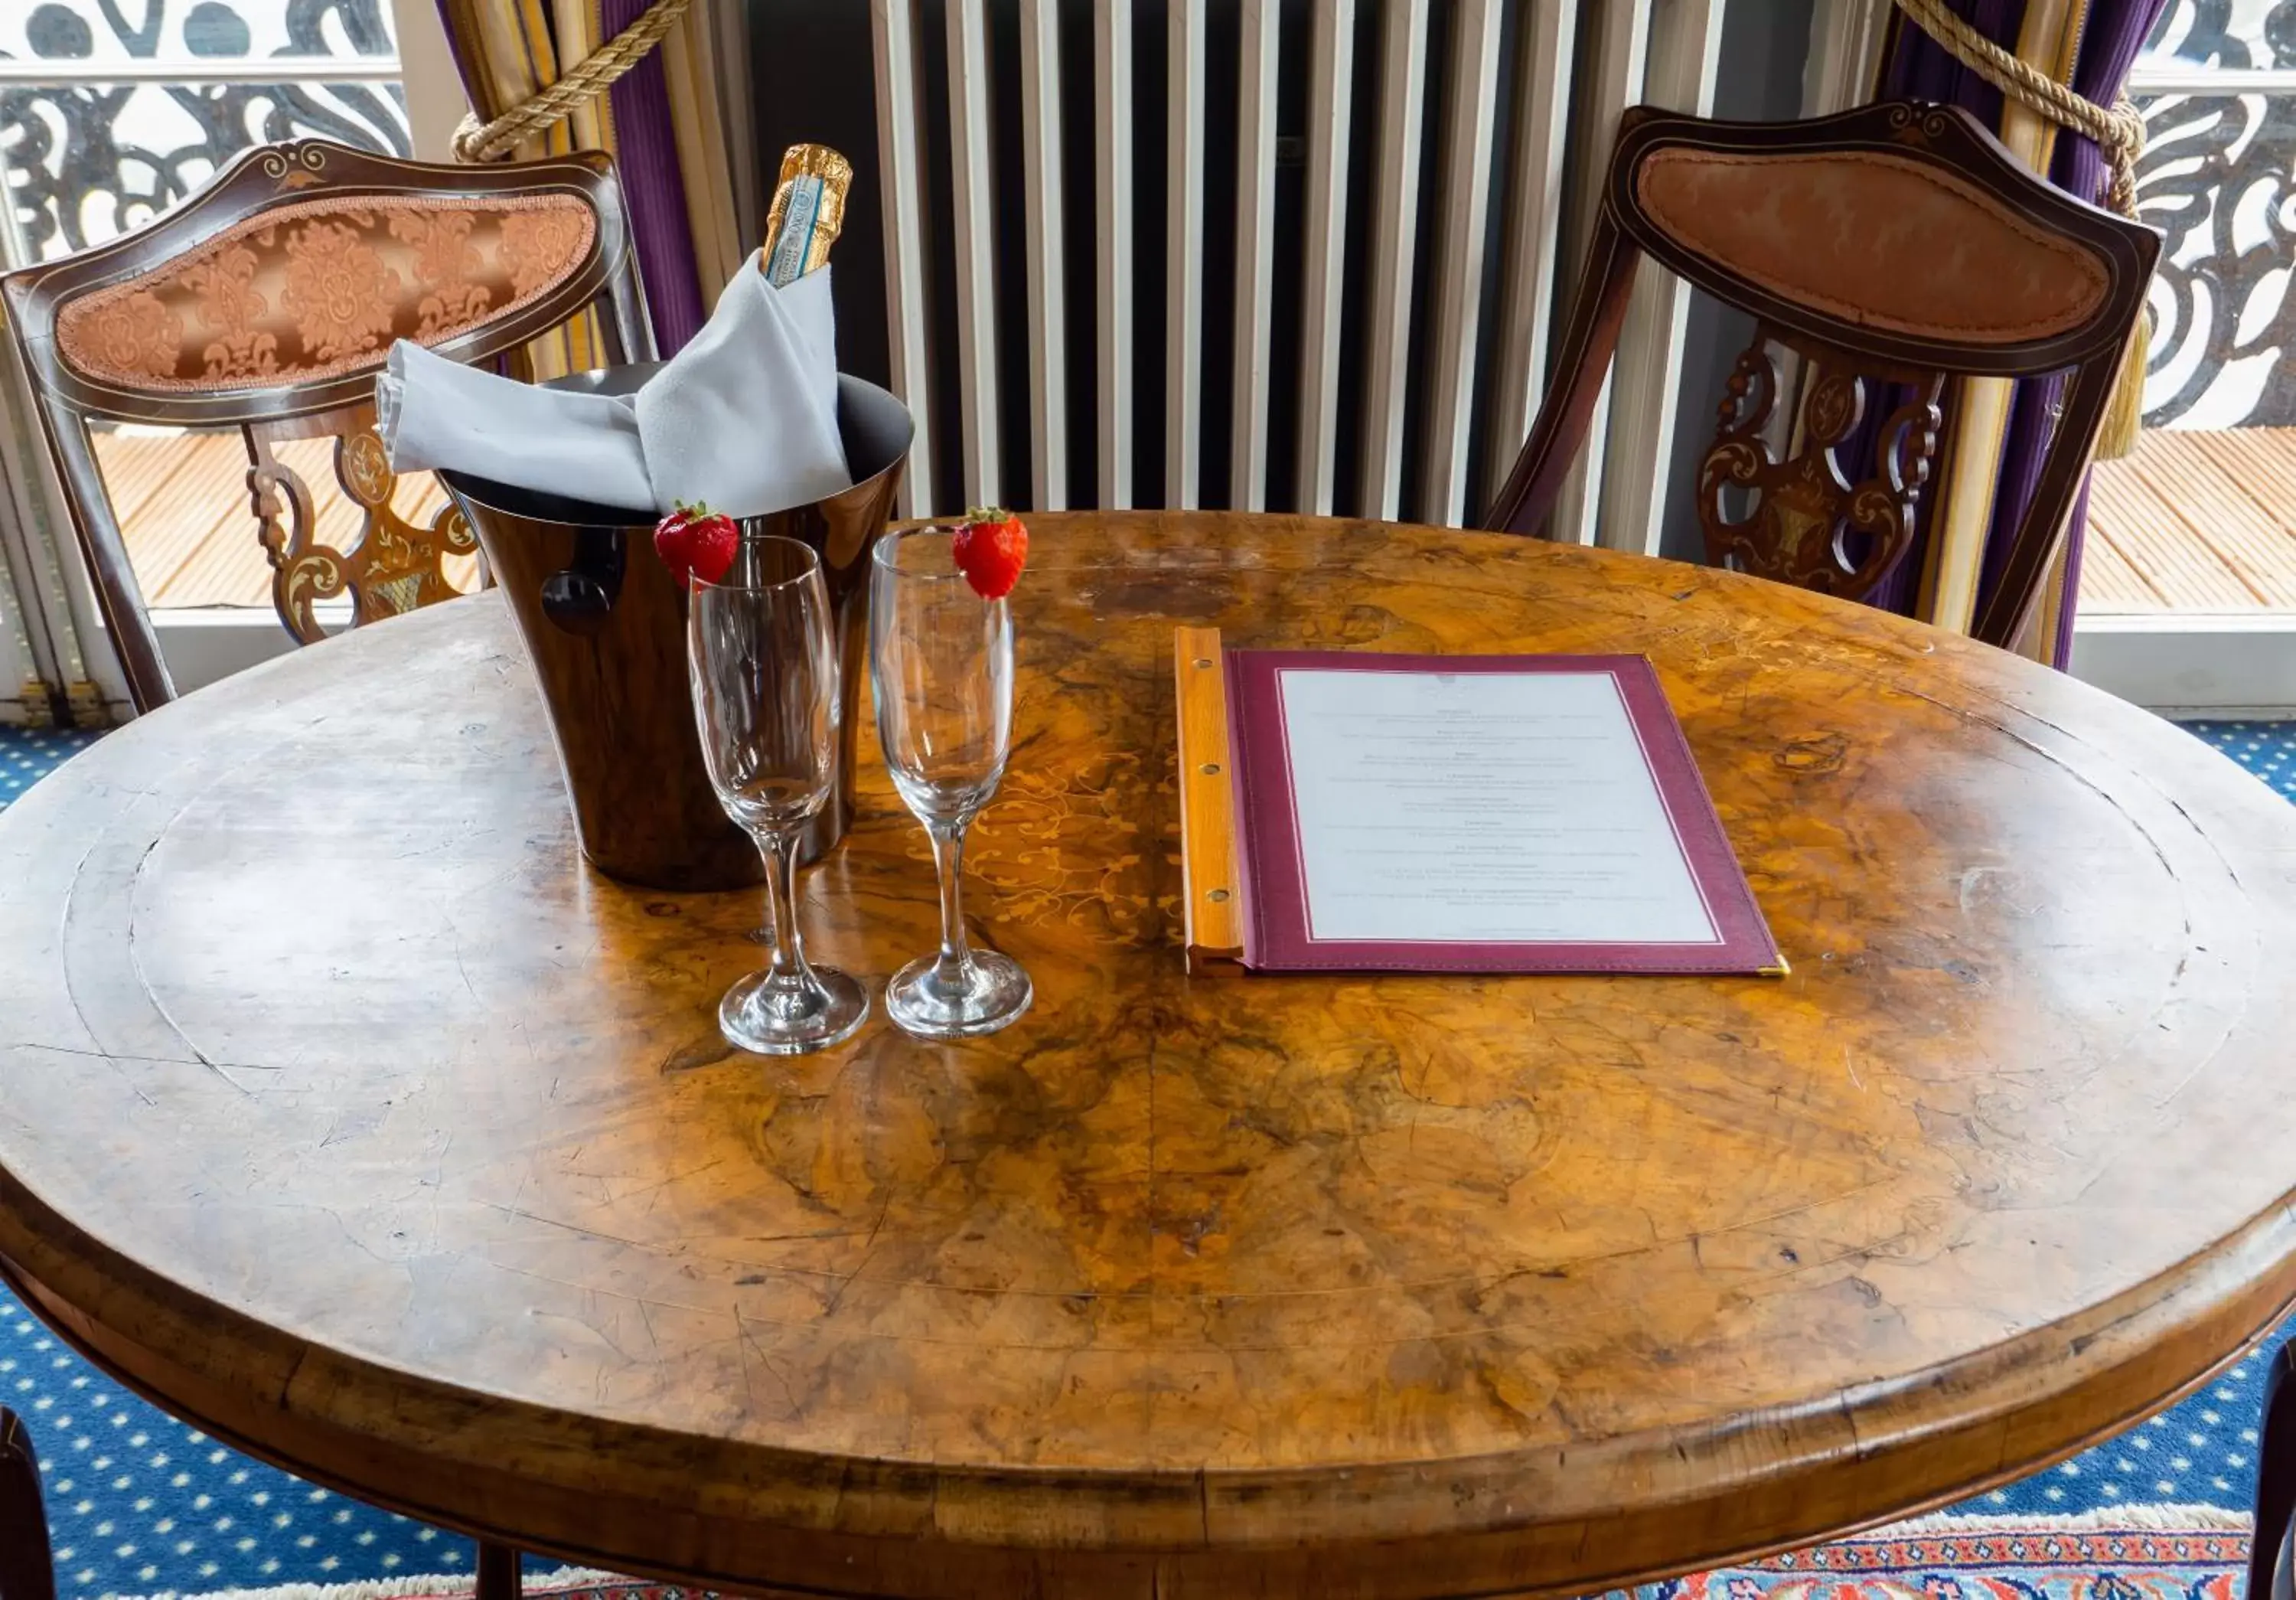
[0,1409,57,1600]
[2249,1342,2296,1600]
[477,1539,521,1600]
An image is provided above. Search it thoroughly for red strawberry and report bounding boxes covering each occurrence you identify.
[654,501,740,586]
[950,506,1028,600]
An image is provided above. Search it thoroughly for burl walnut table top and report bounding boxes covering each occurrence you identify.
[1,513,2292,1600]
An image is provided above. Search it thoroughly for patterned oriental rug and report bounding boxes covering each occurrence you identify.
[1627,1510,2253,1600]
[96,1511,2261,1600]
[1,720,2292,1600]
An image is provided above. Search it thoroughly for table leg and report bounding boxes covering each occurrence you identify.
[477,1539,521,1600]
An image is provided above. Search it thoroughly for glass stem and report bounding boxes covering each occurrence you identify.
[928,821,973,997]
[758,830,819,997]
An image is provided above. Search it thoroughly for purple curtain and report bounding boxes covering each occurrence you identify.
[598,0,706,354]
[1869,0,2169,663]
[1864,0,2022,621]
[1985,0,2171,664]
[429,0,709,357]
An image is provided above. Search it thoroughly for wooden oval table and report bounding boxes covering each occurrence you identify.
[2,513,2294,1600]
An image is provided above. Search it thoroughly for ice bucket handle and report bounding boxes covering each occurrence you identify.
[539,527,627,637]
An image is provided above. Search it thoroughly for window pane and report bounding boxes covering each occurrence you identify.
[2,79,410,260]
[2135,90,2296,428]
[2144,0,2296,72]
[0,0,397,64]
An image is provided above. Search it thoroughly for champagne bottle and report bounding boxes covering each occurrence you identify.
[761,144,853,287]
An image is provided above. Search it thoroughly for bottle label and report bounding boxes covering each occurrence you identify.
[765,176,824,288]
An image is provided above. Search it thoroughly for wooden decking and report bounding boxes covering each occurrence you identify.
[2081,428,2296,614]
[87,423,2296,619]
[89,425,467,611]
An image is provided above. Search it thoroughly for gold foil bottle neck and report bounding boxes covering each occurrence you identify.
[762,143,852,287]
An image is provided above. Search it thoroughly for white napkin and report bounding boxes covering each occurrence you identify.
[376,338,651,510]
[638,263,849,514]
[376,255,852,518]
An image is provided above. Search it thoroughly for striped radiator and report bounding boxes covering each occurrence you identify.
[866,0,1751,547]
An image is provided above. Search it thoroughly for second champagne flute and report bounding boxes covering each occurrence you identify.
[869,527,1032,1038]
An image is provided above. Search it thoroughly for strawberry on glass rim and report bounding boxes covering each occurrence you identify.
[654,501,741,587]
[950,507,1028,600]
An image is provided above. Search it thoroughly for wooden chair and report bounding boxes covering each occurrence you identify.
[2252,1342,2296,1600]
[1482,100,2158,653]
[0,1410,54,1600]
[2,139,654,712]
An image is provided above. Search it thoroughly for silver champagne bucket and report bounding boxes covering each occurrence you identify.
[440,365,913,893]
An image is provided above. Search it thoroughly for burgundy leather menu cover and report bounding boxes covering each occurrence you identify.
[1222,650,1782,975]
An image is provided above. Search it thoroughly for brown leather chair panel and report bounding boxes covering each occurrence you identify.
[56,193,598,395]
[1634,146,2108,346]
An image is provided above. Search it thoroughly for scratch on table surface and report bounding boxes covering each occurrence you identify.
[820,1199,895,1319]
[6,1040,278,1074]
[54,837,157,1109]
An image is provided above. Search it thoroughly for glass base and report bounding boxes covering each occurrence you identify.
[884,949,1032,1040]
[719,966,869,1056]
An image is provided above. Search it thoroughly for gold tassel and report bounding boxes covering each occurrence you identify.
[2091,95,2150,462]
[2092,300,2148,461]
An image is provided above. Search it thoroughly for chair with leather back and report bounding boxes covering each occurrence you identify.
[0,1409,52,1600]
[2,139,654,712]
[2251,1342,2296,1600]
[1482,100,2157,654]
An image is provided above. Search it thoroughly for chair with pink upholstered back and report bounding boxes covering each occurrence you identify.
[1482,100,2157,654]
[1,139,653,711]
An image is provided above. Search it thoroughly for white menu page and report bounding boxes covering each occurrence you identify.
[1276,668,1720,945]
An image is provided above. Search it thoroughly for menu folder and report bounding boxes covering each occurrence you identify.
[1175,629,1786,977]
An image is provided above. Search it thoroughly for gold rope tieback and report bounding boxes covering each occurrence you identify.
[1893,0,2144,211]
[451,0,693,164]
[1891,0,2152,456]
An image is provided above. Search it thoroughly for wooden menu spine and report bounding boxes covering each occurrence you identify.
[1175,627,1245,968]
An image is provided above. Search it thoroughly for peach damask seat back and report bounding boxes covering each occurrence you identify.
[1483,102,2157,654]
[2,140,652,710]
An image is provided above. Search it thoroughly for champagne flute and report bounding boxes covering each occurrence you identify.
[688,535,869,1054]
[869,527,1033,1038]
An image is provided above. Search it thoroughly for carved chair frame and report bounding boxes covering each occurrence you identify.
[1,140,655,711]
[1482,100,2159,652]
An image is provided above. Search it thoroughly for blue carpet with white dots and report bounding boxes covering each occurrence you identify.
[4,718,2296,1595]
[0,727,100,806]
